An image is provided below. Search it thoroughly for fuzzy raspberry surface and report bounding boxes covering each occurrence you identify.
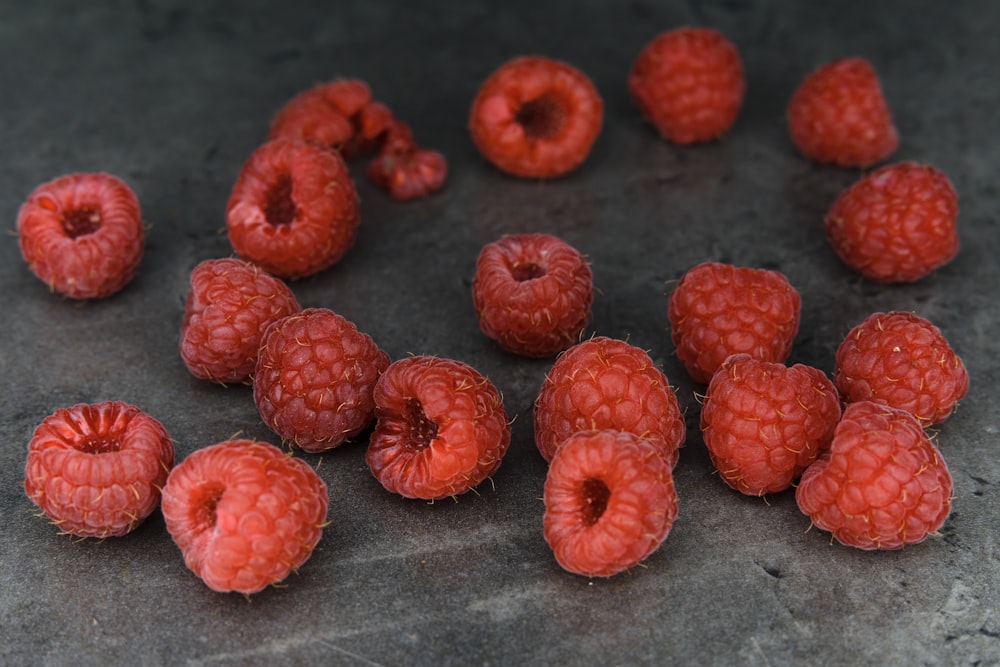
[795,401,952,550]
[24,401,174,538]
[366,355,511,500]
[17,172,145,299]
[543,430,678,577]
[161,439,328,594]
[253,308,390,452]
[533,336,686,467]
[269,79,373,152]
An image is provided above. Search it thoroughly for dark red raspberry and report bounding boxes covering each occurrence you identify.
[533,337,686,467]
[825,162,959,283]
[24,401,174,538]
[795,401,952,550]
[835,311,969,426]
[472,233,593,358]
[469,56,604,179]
[628,27,745,144]
[253,308,390,452]
[366,355,511,500]
[543,430,678,577]
[17,172,144,299]
[667,261,802,384]
[226,139,360,280]
[365,121,448,201]
[161,439,328,594]
[700,354,842,496]
[179,258,301,385]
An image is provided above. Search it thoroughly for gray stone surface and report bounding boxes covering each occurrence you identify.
[1,1,998,665]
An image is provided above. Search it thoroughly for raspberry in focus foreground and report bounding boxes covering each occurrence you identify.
[24,401,174,538]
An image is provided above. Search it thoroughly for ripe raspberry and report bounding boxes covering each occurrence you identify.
[628,27,745,145]
[269,81,359,152]
[366,355,511,500]
[795,401,952,550]
[161,439,328,594]
[533,336,686,467]
[469,56,603,179]
[254,308,390,452]
[179,258,301,385]
[787,57,898,168]
[226,139,360,280]
[667,262,802,384]
[543,430,678,577]
[17,172,144,299]
[835,311,968,426]
[365,121,448,201]
[700,354,842,496]
[472,233,593,358]
[24,401,174,538]
[825,162,959,283]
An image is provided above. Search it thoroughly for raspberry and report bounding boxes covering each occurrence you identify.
[700,354,842,496]
[161,439,328,594]
[179,258,301,385]
[269,81,360,152]
[667,261,802,384]
[24,401,174,538]
[226,138,360,279]
[469,56,603,179]
[533,336,686,467]
[366,355,511,500]
[472,233,594,358]
[835,311,969,426]
[365,121,448,201]
[795,401,952,550]
[825,162,959,283]
[17,172,144,299]
[787,57,898,168]
[253,308,390,452]
[543,430,678,577]
[628,27,745,145]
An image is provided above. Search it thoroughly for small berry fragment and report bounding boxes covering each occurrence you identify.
[365,122,448,201]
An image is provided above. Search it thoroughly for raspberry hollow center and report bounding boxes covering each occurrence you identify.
[263,174,297,226]
[515,95,566,139]
[62,207,102,239]
[404,399,439,451]
[77,437,122,454]
[511,262,546,281]
[580,478,611,526]
[194,485,225,529]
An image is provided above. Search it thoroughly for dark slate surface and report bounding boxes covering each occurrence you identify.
[1,1,998,665]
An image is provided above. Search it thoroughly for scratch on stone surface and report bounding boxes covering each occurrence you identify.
[750,636,772,667]
[313,639,386,666]
[188,634,383,666]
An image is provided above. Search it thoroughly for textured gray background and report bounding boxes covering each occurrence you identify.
[1,1,998,665]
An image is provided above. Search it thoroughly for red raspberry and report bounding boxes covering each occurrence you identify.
[628,27,745,145]
[161,439,328,594]
[179,258,301,385]
[17,172,144,299]
[835,311,969,426]
[269,82,359,152]
[471,233,593,358]
[24,401,174,538]
[667,261,802,384]
[795,401,952,550]
[533,336,686,467]
[365,121,448,201]
[226,139,360,280]
[543,430,678,577]
[469,56,604,179]
[700,354,842,496]
[787,57,898,168]
[825,162,959,283]
[253,308,390,452]
[366,355,511,500]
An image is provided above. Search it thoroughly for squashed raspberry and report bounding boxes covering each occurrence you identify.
[795,401,953,550]
[24,401,174,538]
[366,355,511,500]
[543,430,678,577]
[17,172,145,299]
[667,261,802,384]
[365,121,448,201]
[472,233,593,358]
[700,354,842,496]
[226,138,360,279]
[253,308,390,452]
[629,27,745,144]
[835,311,968,426]
[825,162,959,283]
[469,56,604,178]
[161,439,328,594]
[179,258,301,385]
[533,336,686,467]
